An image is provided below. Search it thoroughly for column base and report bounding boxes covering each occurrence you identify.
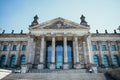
[38,63,44,69]
[27,63,32,69]
[21,65,28,73]
[63,63,69,69]
[75,63,81,69]
[50,63,55,70]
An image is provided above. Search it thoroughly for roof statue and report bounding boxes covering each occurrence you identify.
[30,15,39,27]
[80,15,89,27]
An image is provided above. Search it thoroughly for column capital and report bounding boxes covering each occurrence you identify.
[51,34,56,38]
[73,34,78,37]
[97,41,102,43]
[106,40,111,43]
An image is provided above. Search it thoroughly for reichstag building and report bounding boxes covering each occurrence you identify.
[0,15,120,70]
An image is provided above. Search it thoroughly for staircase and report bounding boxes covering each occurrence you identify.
[2,69,107,80]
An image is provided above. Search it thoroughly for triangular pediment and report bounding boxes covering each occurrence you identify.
[29,17,90,30]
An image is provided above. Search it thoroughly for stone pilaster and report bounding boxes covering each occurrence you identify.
[107,41,113,65]
[74,35,81,69]
[86,37,93,64]
[26,36,35,69]
[97,41,103,65]
[6,41,12,66]
[15,41,21,66]
[50,36,55,69]
[38,36,45,69]
[63,36,69,69]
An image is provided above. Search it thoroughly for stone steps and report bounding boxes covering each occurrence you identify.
[2,69,107,80]
[2,73,106,80]
[28,69,87,73]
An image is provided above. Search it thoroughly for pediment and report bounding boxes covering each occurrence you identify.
[29,17,90,30]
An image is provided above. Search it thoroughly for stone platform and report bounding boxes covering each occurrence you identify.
[2,69,107,80]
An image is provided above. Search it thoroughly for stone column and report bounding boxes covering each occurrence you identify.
[63,36,69,69]
[107,41,113,66]
[97,41,103,65]
[38,36,45,69]
[74,35,81,69]
[83,42,87,65]
[50,36,55,69]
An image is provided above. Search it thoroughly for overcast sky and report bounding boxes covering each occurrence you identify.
[0,0,120,33]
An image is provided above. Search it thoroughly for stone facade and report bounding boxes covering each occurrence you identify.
[0,15,120,70]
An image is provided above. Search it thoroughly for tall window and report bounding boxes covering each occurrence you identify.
[0,55,6,67]
[102,45,107,51]
[22,45,26,51]
[92,45,97,51]
[103,55,109,67]
[3,45,8,51]
[111,45,116,51]
[10,55,16,67]
[20,55,26,65]
[12,45,17,51]
[47,45,52,68]
[56,44,63,69]
[113,55,119,67]
[93,55,99,66]
[67,44,72,68]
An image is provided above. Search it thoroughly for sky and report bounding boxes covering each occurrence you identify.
[0,0,120,33]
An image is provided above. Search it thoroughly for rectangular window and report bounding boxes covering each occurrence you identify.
[3,45,8,51]
[111,45,116,51]
[22,45,26,51]
[12,45,17,51]
[102,45,107,51]
[92,45,97,51]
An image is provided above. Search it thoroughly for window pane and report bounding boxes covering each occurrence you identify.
[10,55,16,67]
[0,55,6,67]
[20,55,26,65]
[93,55,99,66]
[22,45,26,51]
[103,55,109,67]
[92,45,97,51]
[113,55,119,66]
[102,45,107,51]
[13,45,17,51]
[3,45,7,51]
[111,45,116,51]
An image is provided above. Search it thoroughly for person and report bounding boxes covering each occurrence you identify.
[89,68,93,73]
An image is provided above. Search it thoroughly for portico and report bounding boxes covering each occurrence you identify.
[36,35,83,69]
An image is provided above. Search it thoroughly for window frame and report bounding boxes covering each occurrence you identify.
[22,45,26,51]
[92,45,97,51]
[12,45,17,51]
[102,45,107,51]
[3,45,8,51]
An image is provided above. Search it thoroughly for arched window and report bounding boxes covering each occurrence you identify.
[113,55,119,67]
[93,55,99,66]
[103,55,109,67]
[20,55,26,65]
[0,55,6,67]
[10,55,16,67]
